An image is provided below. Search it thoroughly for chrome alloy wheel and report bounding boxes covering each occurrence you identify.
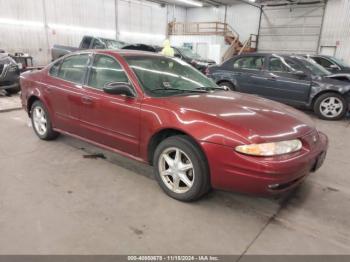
[33,106,48,136]
[158,147,195,194]
[319,96,343,118]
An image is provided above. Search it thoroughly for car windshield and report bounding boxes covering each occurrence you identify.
[330,56,349,68]
[178,48,201,59]
[294,56,331,76]
[100,39,125,49]
[125,55,218,97]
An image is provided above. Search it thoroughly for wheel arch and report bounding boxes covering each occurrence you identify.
[311,90,345,107]
[147,128,207,166]
[27,95,41,116]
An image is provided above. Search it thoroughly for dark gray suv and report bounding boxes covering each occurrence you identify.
[207,53,350,120]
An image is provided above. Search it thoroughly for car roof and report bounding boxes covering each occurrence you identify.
[232,52,305,59]
[93,49,163,57]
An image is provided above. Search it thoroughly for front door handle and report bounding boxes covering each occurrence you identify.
[81,96,93,105]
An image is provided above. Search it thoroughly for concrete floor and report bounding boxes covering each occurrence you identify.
[0,95,350,255]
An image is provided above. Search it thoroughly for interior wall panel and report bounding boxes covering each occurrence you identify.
[0,0,47,65]
[0,0,169,65]
[319,0,350,64]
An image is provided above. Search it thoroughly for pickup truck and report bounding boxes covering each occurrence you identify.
[51,36,125,61]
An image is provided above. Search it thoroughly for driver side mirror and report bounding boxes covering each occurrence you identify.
[293,70,307,77]
[103,82,135,97]
[330,64,340,70]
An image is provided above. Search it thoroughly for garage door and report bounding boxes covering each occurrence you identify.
[258,3,325,54]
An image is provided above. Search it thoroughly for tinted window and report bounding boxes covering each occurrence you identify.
[49,60,61,77]
[233,56,264,70]
[88,55,128,90]
[81,37,92,49]
[268,56,304,72]
[58,54,89,84]
[312,57,333,68]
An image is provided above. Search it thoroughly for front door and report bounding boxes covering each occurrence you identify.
[263,55,311,105]
[79,54,141,156]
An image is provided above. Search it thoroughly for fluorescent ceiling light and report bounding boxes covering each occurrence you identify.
[48,23,115,35]
[176,0,203,7]
[248,0,256,2]
[119,31,165,39]
[0,18,44,27]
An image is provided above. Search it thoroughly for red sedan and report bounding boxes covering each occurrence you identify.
[20,50,328,201]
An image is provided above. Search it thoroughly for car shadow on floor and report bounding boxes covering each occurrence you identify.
[56,133,305,218]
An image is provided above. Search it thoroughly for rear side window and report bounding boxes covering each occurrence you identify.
[88,55,129,90]
[233,56,264,70]
[58,54,90,84]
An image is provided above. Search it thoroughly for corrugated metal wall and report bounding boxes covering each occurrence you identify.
[0,0,173,65]
[258,3,325,54]
[319,0,350,64]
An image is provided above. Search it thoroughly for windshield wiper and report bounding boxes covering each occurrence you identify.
[151,88,208,94]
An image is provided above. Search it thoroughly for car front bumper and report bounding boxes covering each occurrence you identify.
[200,131,328,195]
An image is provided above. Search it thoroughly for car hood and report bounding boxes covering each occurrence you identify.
[318,75,350,85]
[166,91,315,144]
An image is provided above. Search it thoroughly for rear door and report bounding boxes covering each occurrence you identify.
[45,53,91,135]
[229,55,267,94]
[79,54,141,156]
[263,55,311,105]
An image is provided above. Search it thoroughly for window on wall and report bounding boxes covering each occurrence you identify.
[88,55,129,90]
[233,56,265,70]
[58,54,90,84]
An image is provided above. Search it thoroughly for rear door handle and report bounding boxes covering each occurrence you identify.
[81,96,93,105]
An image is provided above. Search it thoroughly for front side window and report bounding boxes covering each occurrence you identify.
[125,56,217,97]
[49,60,61,77]
[88,55,129,90]
[312,57,333,68]
[58,54,89,84]
[233,56,264,70]
[268,56,304,73]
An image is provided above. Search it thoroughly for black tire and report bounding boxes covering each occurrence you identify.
[31,100,59,140]
[313,92,347,120]
[218,81,235,91]
[5,85,21,95]
[153,135,210,202]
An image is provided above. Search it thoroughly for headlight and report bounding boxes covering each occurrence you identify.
[235,139,302,156]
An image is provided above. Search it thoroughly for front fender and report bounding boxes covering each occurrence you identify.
[309,81,350,104]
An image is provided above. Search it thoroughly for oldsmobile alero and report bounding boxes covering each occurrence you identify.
[20,50,328,201]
